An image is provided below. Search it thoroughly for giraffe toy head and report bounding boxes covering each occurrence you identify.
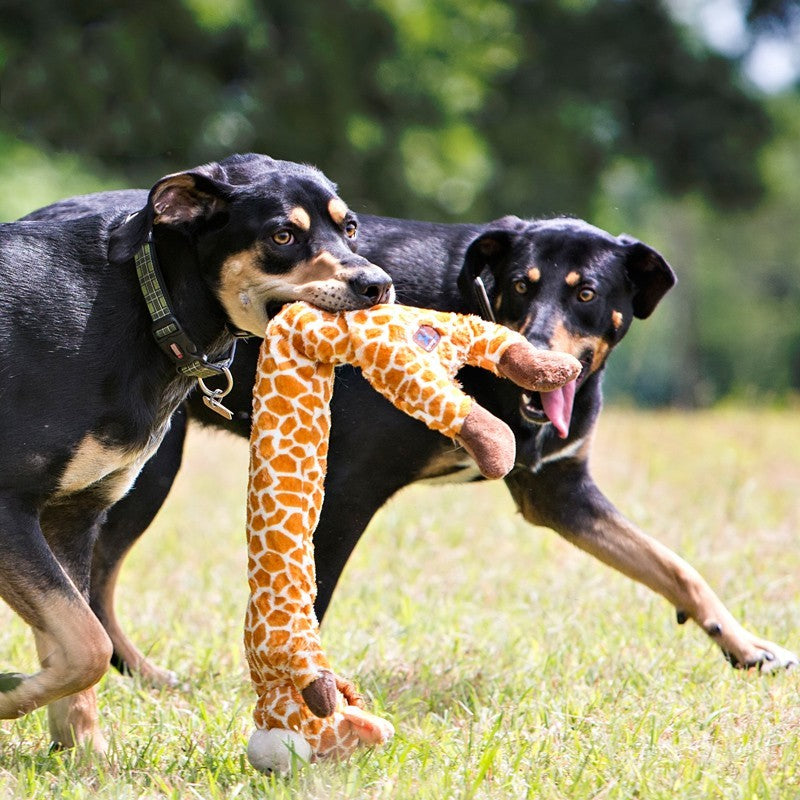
[244,301,580,773]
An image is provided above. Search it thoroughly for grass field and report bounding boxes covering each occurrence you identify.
[0,408,798,799]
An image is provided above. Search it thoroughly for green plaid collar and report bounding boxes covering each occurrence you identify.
[134,235,235,380]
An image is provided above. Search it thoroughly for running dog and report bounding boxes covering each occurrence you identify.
[1,153,392,751]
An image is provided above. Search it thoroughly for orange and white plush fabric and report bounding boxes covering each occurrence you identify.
[244,301,580,773]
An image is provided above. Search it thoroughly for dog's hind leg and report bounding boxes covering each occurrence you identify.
[90,412,187,688]
[0,492,113,748]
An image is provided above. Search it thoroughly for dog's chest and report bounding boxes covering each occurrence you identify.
[416,446,482,484]
[56,425,169,503]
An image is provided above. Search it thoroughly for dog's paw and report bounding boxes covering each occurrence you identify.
[715,627,799,672]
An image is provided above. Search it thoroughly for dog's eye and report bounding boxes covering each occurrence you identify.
[344,221,358,239]
[272,229,294,245]
[577,287,596,303]
[513,279,528,295]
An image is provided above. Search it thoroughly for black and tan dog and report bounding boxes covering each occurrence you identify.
[0,153,392,751]
[24,179,797,714]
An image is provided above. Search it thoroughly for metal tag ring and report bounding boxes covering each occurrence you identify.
[197,367,234,399]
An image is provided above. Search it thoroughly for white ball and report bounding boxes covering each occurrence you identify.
[246,728,312,775]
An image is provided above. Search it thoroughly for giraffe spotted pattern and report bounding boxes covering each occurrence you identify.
[245,301,552,765]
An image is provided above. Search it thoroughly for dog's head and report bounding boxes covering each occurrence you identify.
[109,153,394,336]
[458,215,676,435]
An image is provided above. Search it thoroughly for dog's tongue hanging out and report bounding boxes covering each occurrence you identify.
[539,381,576,439]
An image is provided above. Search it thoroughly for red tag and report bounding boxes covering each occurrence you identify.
[412,325,441,352]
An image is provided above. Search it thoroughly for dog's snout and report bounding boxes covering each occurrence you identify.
[351,267,394,305]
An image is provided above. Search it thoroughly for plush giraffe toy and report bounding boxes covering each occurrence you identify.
[244,301,581,774]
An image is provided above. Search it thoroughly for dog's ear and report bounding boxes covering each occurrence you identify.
[108,162,231,263]
[618,235,677,319]
[458,217,525,318]
[149,163,230,226]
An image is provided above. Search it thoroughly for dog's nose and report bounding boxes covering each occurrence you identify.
[350,267,394,305]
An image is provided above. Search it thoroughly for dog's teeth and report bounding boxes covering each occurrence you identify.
[521,392,532,404]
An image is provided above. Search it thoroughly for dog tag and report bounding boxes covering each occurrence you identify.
[202,394,234,420]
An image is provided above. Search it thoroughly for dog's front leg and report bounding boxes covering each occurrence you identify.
[33,630,108,752]
[505,465,798,671]
[0,494,113,751]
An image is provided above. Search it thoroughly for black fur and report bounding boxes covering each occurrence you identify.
[0,153,392,746]
[24,173,795,695]
[26,191,676,646]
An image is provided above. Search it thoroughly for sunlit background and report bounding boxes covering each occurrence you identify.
[2,0,799,405]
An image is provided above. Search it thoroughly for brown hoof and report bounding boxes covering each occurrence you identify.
[498,342,581,391]
[456,403,515,479]
[301,670,338,717]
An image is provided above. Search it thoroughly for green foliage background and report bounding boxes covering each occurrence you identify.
[1,0,799,404]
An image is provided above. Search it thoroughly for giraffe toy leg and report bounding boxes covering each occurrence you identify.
[245,306,395,772]
[244,302,579,773]
[247,679,394,774]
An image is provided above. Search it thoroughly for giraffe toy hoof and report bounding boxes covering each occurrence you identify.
[301,670,338,717]
[247,728,312,775]
[341,705,395,746]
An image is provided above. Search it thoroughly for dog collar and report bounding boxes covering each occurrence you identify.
[134,234,240,419]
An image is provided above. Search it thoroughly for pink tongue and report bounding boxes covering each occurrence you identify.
[539,380,576,439]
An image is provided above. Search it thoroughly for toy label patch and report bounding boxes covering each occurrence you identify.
[412,325,441,352]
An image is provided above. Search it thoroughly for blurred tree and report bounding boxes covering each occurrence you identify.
[597,94,800,405]
[0,0,786,220]
[1,0,798,403]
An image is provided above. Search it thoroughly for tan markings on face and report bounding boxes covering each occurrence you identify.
[550,319,610,374]
[288,250,343,284]
[493,292,503,313]
[219,248,366,332]
[327,197,348,225]
[527,267,541,282]
[611,310,624,330]
[219,249,279,334]
[288,206,311,231]
[565,271,581,286]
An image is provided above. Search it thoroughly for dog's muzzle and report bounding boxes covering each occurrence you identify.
[348,265,394,305]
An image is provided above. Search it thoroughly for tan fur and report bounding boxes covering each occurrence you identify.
[0,592,112,749]
[565,270,581,286]
[611,310,624,330]
[92,559,177,688]
[289,207,311,231]
[219,249,378,335]
[152,174,222,224]
[327,197,348,225]
[550,319,610,374]
[57,434,157,503]
[527,267,541,282]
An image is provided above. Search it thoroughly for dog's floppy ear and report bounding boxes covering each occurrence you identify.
[618,234,677,319]
[150,163,230,226]
[109,162,232,263]
[458,216,525,319]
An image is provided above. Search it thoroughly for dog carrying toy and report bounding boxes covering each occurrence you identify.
[244,301,580,773]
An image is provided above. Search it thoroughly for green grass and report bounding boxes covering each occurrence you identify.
[0,408,798,799]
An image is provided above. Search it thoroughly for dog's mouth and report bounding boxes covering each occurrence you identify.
[519,351,592,438]
[264,292,388,322]
[264,279,395,321]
